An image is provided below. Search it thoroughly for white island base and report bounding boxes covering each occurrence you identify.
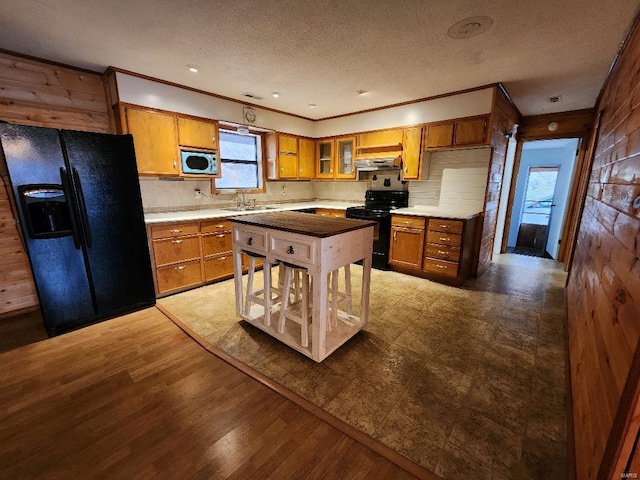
[230,212,374,362]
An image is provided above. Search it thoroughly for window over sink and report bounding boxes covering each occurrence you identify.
[215,130,263,190]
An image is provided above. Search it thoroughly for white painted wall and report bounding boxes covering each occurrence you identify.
[116,72,316,137]
[314,88,494,138]
[507,138,579,258]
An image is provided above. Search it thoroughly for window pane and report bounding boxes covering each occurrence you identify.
[216,163,259,189]
[220,132,257,161]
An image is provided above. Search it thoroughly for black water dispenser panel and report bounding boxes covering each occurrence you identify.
[18,184,73,239]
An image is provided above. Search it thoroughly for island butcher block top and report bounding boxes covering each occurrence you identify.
[228,211,376,238]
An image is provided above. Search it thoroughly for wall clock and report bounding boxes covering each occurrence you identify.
[243,106,256,124]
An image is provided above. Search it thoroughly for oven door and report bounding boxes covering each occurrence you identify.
[346,209,391,269]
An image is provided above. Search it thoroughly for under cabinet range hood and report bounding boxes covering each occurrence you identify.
[354,157,401,171]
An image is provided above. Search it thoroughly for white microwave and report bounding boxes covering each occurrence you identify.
[180,150,219,175]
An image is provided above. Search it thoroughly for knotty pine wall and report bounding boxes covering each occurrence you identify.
[566,15,640,479]
[476,86,521,275]
[0,51,112,318]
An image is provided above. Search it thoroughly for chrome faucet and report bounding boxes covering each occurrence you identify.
[235,190,255,210]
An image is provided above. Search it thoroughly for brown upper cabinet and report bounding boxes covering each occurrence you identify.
[122,105,180,176]
[118,104,219,176]
[315,136,356,180]
[424,114,489,150]
[298,137,315,179]
[401,126,423,180]
[267,133,315,180]
[316,139,334,179]
[335,136,356,179]
[177,116,218,150]
[357,128,403,148]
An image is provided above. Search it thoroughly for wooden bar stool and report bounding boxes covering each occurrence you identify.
[277,262,311,348]
[328,264,353,331]
[243,251,281,327]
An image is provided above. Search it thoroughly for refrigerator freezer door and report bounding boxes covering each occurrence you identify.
[0,124,95,334]
[61,130,156,316]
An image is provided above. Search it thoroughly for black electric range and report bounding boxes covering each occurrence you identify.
[345,190,409,269]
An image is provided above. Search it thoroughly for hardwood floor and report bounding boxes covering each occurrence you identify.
[0,307,421,479]
[0,308,47,354]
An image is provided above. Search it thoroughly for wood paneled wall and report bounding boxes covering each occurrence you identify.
[475,86,520,275]
[0,51,111,318]
[566,15,640,480]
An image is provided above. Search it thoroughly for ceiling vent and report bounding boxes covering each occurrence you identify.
[243,93,264,100]
[548,95,562,103]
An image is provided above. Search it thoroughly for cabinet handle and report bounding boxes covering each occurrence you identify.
[330,168,333,173]
[173,160,177,169]
[403,220,411,225]
[438,250,448,256]
[394,231,397,240]
[405,166,408,173]
[439,224,450,230]
[171,239,183,244]
[218,256,227,261]
[215,234,225,238]
[175,265,185,271]
[300,169,303,174]
[287,245,295,254]
[439,237,449,242]
[247,237,253,246]
[436,264,447,269]
[215,224,225,229]
[170,229,182,234]
[281,167,284,173]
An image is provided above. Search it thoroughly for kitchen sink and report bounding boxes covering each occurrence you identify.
[220,206,278,212]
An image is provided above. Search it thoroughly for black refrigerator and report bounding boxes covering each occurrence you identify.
[0,123,156,336]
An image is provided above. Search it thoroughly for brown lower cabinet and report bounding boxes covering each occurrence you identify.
[148,217,257,296]
[389,214,479,285]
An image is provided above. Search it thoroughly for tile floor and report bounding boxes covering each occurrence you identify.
[159,253,568,479]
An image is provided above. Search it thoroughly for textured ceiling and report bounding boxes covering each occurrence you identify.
[1,0,638,120]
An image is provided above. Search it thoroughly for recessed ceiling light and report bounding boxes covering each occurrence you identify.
[447,16,493,39]
[187,64,199,73]
[308,103,317,108]
[272,92,280,98]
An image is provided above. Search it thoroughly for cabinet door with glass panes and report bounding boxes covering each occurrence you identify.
[335,136,356,179]
[316,139,334,179]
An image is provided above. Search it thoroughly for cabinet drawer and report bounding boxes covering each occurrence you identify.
[269,234,316,266]
[426,231,462,247]
[315,208,345,218]
[423,258,459,278]
[204,254,234,282]
[428,218,463,235]
[391,215,426,229]
[202,232,232,256]
[153,235,201,266]
[201,219,232,233]
[424,244,461,262]
[233,226,267,255]
[156,259,202,293]
[151,222,199,239]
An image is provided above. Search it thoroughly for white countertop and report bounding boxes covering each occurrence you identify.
[392,206,482,220]
[144,202,361,224]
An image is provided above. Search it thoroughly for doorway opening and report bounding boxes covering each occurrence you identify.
[506,138,580,260]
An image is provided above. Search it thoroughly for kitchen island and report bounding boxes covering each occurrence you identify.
[230,211,375,362]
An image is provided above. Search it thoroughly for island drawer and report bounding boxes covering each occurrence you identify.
[151,222,199,239]
[424,244,461,262]
[233,225,267,254]
[426,231,462,247]
[428,218,463,235]
[202,231,233,256]
[201,219,232,233]
[391,215,426,229]
[153,235,201,267]
[269,232,316,266]
[156,259,203,293]
[423,258,459,278]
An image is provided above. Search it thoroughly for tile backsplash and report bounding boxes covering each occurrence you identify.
[140,147,491,213]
